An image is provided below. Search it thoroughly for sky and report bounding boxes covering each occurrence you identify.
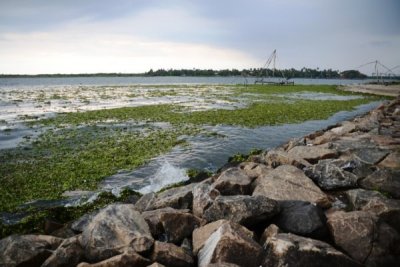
[0,0,399,74]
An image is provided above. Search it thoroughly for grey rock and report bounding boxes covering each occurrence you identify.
[81,204,154,262]
[265,149,310,169]
[71,210,100,233]
[331,138,389,165]
[212,167,255,195]
[77,249,151,267]
[274,201,328,239]
[142,207,204,243]
[135,192,157,212]
[253,165,331,208]
[0,234,63,267]
[360,168,400,198]
[203,195,279,225]
[346,188,400,233]
[192,183,220,218]
[41,236,84,267]
[150,241,194,267]
[196,221,263,267]
[152,183,197,210]
[304,159,360,190]
[327,210,400,265]
[287,144,338,164]
[238,161,270,179]
[262,231,362,267]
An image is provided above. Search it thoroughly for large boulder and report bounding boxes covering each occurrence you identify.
[262,227,362,267]
[0,234,63,267]
[41,236,85,267]
[273,201,328,239]
[192,183,220,218]
[264,149,310,169]
[195,221,263,267]
[359,168,400,199]
[150,241,194,267]
[238,161,270,179]
[202,195,279,226]
[135,192,157,212]
[304,159,360,190]
[142,207,204,243]
[151,183,197,211]
[287,144,338,164]
[253,165,331,208]
[81,204,154,262]
[327,210,400,266]
[77,249,151,267]
[331,138,389,165]
[346,188,400,232]
[378,151,400,169]
[212,167,255,195]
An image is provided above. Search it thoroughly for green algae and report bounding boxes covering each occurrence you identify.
[0,85,385,214]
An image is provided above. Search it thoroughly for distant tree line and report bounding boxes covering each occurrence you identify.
[0,68,395,79]
[144,68,370,79]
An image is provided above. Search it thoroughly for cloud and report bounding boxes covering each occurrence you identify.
[0,0,399,74]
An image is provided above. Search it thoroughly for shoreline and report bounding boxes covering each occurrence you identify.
[1,93,400,265]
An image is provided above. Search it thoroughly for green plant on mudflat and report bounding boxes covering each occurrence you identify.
[0,127,192,212]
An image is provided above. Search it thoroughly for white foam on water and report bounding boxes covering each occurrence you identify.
[138,160,189,194]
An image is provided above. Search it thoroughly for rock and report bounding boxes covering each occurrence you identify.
[313,131,340,145]
[253,165,331,208]
[287,144,338,164]
[354,109,383,132]
[304,159,360,190]
[150,241,194,267]
[196,221,263,267]
[239,161,270,179]
[360,168,400,198]
[337,154,375,178]
[203,195,279,225]
[212,167,255,195]
[142,207,204,243]
[206,263,240,267]
[262,231,362,267]
[41,236,84,267]
[135,192,157,212]
[151,183,197,210]
[345,188,385,210]
[147,263,166,267]
[326,210,400,265]
[0,234,63,267]
[346,189,400,232]
[331,121,356,135]
[77,249,151,267]
[192,183,220,218]
[284,137,306,151]
[71,210,100,233]
[81,204,154,262]
[264,149,310,169]
[260,224,282,245]
[273,201,328,239]
[378,151,400,169]
[331,138,389,165]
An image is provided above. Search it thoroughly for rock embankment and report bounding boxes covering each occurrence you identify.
[1,97,400,266]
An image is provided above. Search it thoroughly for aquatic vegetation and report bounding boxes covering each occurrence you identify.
[0,84,385,212]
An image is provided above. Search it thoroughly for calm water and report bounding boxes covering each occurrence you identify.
[0,76,373,87]
[0,76,383,200]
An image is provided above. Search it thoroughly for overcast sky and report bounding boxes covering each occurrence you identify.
[0,0,399,74]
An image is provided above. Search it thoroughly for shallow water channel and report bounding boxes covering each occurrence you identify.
[0,81,383,210]
[102,101,380,194]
